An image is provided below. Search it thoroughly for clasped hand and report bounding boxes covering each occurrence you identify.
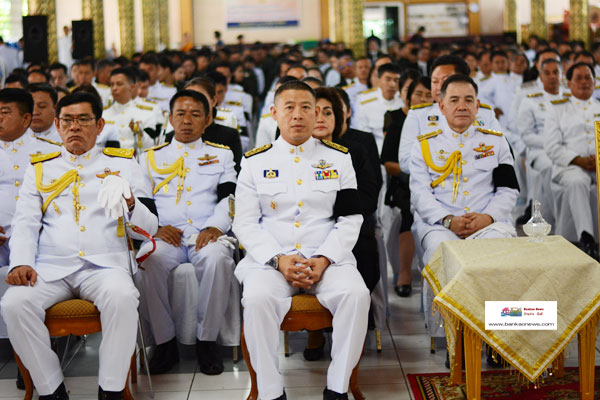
[449,213,493,239]
[277,254,331,289]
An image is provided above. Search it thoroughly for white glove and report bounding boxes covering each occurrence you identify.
[97,175,132,219]
[184,234,237,250]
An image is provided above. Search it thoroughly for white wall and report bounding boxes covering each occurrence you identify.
[479,0,504,34]
[191,0,322,46]
[55,0,82,40]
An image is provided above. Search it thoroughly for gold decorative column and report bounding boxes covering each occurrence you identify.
[332,0,343,43]
[569,0,590,48]
[180,0,194,49]
[158,0,169,49]
[530,0,547,39]
[82,0,106,59]
[28,0,57,62]
[504,0,517,33]
[341,0,364,58]
[118,0,135,58]
[142,0,157,52]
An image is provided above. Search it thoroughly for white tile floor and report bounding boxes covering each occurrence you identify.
[0,267,597,400]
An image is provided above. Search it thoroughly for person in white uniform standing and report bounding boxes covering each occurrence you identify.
[233,81,370,400]
[1,92,158,400]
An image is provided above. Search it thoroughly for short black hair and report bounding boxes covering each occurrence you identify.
[56,92,102,120]
[27,69,49,82]
[159,56,174,71]
[430,55,470,76]
[315,87,343,138]
[48,62,67,73]
[28,83,58,105]
[288,63,308,72]
[540,58,560,70]
[205,71,227,86]
[0,88,34,114]
[139,53,159,66]
[306,67,324,80]
[169,89,210,116]
[274,80,315,103]
[534,48,560,63]
[574,50,596,65]
[301,76,323,87]
[136,69,150,83]
[440,74,478,99]
[491,50,508,61]
[96,59,116,71]
[5,73,28,88]
[399,69,421,92]
[406,76,431,108]
[566,62,595,80]
[185,77,216,98]
[74,59,95,69]
[277,75,299,86]
[377,62,401,78]
[110,67,136,83]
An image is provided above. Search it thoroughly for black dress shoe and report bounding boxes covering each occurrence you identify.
[273,390,287,400]
[323,388,348,400]
[39,382,69,400]
[149,337,179,374]
[579,232,599,261]
[394,285,412,297]
[196,340,224,375]
[516,201,532,225]
[98,386,123,400]
[303,331,325,361]
[16,369,24,390]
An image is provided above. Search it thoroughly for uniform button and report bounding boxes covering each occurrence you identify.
[464,191,469,196]
[77,164,83,170]
[187,219,192,224]
[187,186,192,192]
[464,207,470,212]
[80,205,86,211]
[80,183,85,188]
[186,201,191,206]
[295,221,300,227]
[80,226,86,232]
[299,146,304,152]
[298,201,303,207]
[459,144,464,148]
[14,196,18,201]
[294,157,300,163]
[296,179,302,185]
[289,148,294,154]
[12,148,16,153]
[185,168,190,173]
[461,160,467,165]
[296,243,301,249]
[463,177,468,183]
[79,250,85,257]
[14,180,20,186]
[13,165,18,170]
[184,152,189,157]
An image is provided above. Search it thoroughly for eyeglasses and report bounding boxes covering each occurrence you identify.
[58,117,96,127]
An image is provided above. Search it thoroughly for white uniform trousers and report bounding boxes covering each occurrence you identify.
[551,167,598,241]
[140,240,235,344]
[420,223,516,338]
[0,263,139,395]
[241,265,370,400]
[0,245,9,337]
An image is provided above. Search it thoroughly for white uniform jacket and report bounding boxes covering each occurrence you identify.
[233,137,363,281]
[8,147,158,281]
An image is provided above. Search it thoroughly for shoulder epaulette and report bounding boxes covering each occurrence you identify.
[417,129,443,142]
[360,97,377,105]
[160,82,174,88]
[410,102,433,110]
[527,92,543,98]
[215,116,226,121]
[261,112,271,118]
[480,75,491,81]
[103,104,111,110]
[143,143,169,152]
[358,87,376,95]
[342,82,355,90]
[226,101,242,107]
[102,148,134,158]
[232,87,243,92]
[136,104,153,111]
[479,103,492,110]
[563,92,572,97]
[96,83,109,89]
[551,98,569,105]
[34,136,62,146]
[244,144,272,158]
[321,139,348,154]
[30,151,61,164]
[477,127,503,136]
[204,140,230,150]
[142,98,157,104]
[217,107,232,112]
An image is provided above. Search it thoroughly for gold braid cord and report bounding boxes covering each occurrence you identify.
[146,150,186,204]
[34,163,80,224]
[420,140,462,202]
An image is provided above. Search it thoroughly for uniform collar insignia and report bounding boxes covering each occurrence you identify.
[428,115,439,121]
[473,143,494,153]
[311,159,332,169]
[198,154,218,161]
[96,168,121,178]
[264,169,279,178]
[435,149,448,160]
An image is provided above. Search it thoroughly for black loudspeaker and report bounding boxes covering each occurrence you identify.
[72,20,94,60]
[23,15,48,63]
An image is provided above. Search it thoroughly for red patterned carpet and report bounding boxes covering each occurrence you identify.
[408,367,600,399]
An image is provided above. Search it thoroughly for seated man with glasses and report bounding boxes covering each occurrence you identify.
[1,92,158,400]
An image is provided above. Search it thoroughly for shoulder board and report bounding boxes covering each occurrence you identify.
[102,148,134,158]
[261,112,271,118]
[410,102,433,110]
[342,82,355,90]
[321,139,348,154]
[244,143,272,158]
[160,82,174,88]
[215,116,226,121]
[136,104,153,111]
[96,83,109,89]
[596,85,600,90]
[34,136,62,146]
[143,143,169,152]
[480,75,491,81]
[477,127,503,136]
[564,92,572,97]
[417,129,443,142]
[358,87,376,95]
[142,98,157,104]
[204,140,230,150]
[226,101,242,106]
[30,151,61,164]
[104,120,115,125]
[360,97,377,105]
[232,87,243,92]
[103,104,111,110]
[551,98,569,105]
[527,92,543,98]
[479,103,492,110]
[217,107,232,112]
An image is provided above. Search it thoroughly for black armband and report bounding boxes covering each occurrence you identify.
[333,188,362,218]
[492,164,520,191]
[138,197,158,217]
[217,182,236,202]
[104,140,121,148]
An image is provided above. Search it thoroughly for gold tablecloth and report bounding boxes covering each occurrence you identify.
[422,235,600,382]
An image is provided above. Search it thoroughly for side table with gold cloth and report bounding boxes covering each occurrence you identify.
[422,236,600,400]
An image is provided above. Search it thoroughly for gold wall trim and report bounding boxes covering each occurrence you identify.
[569,0,589,48]
[158,0,169,49]
[118,0,135,58]
[504,0,516,32]
[83,0,106,59]
[530,0,547,39]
